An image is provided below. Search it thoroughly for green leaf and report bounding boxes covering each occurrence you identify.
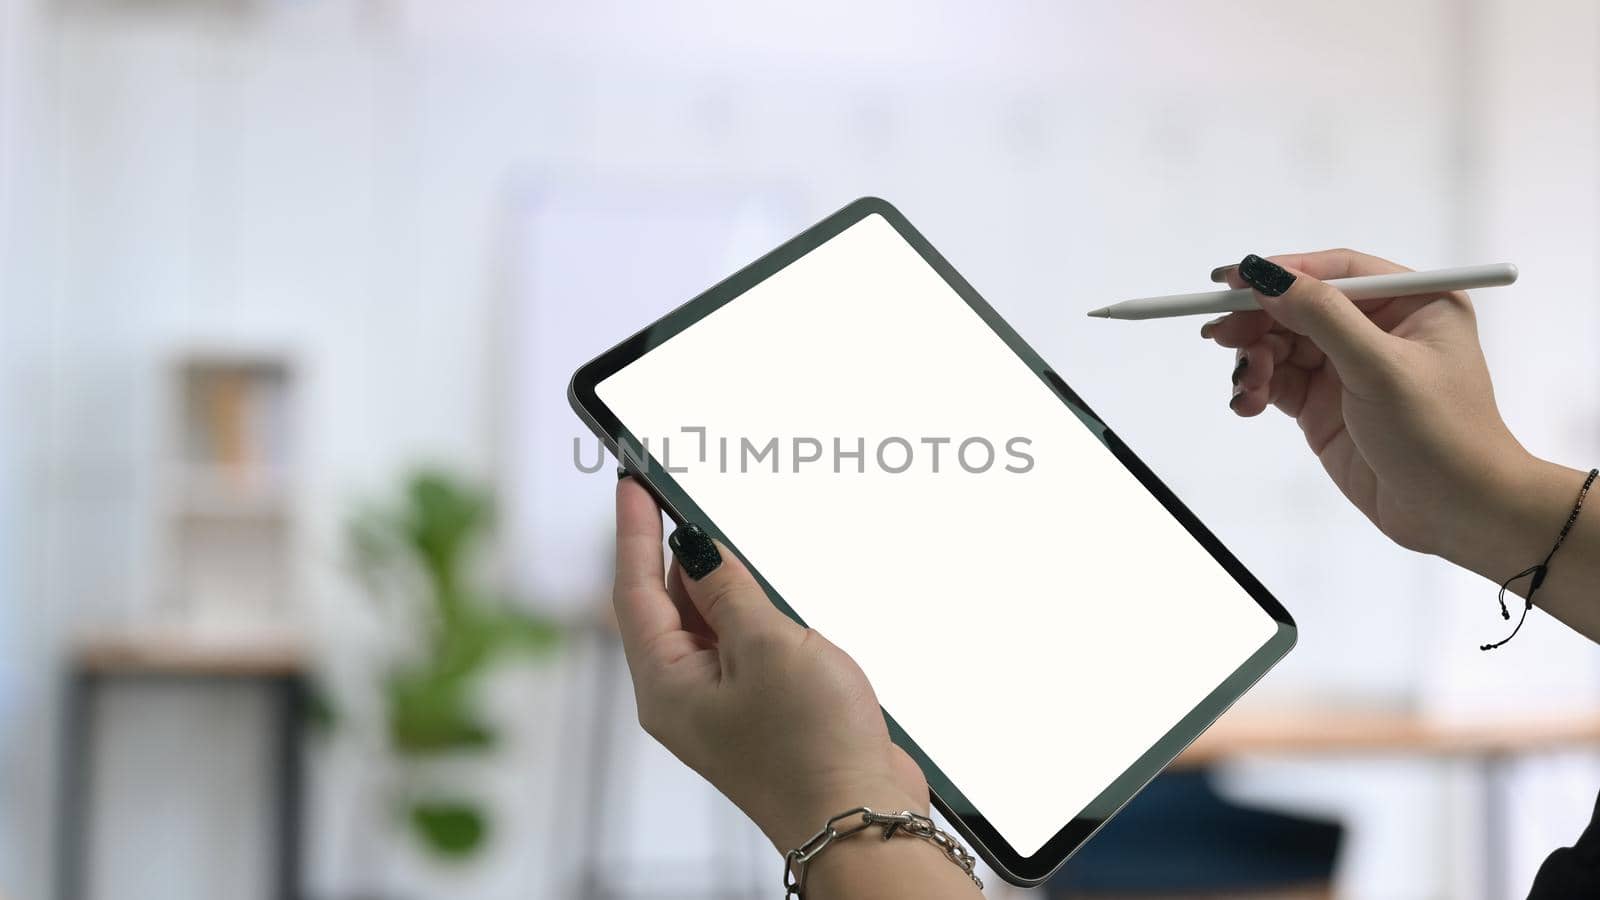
[402,470,493,605]
[409,801,487,858]
[489,609,562,656]
[386,669,497,755]
[343,467,561,762]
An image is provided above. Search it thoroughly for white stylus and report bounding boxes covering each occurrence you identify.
[1086,263,1519,320]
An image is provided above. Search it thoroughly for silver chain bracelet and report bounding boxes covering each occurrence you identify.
[783,807,984,897]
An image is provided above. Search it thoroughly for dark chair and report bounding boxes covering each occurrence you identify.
[1048,769,1343,900]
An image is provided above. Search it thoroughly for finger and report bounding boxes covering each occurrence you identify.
[1367,294,1457,333]
[1205,310,1273,348]
[1213,248,1409,282]
[1281,332,1325,370]
[1226,341,1270,418]
[1233,342,1274,394]
[1235,254,1401,395]
[1230,332,1317,418]
[667,523,794,646]
[1225,318,1322,371]
[1230,378,1267,417]
[668,560,716,640]
[1263,248,1410,281]
[1267,250,1428,325]
[1267,362,1314,418]
[1261,331,1297,365]
[1212,250,1413,321]
[614,477,681,664]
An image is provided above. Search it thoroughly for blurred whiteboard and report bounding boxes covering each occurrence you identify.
[499,178,801,617]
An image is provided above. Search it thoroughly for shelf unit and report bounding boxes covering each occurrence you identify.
[155,352,301,629]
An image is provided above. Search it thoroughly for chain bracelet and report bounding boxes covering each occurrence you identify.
[783,807,984,897]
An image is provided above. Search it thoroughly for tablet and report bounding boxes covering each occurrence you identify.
[568,197,1295,886]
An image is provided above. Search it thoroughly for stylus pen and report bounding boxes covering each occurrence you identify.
[1086,263,1519,320]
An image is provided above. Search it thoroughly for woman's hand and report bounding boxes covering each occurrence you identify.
[1206,249,1529,558]
[613,478,986,897]
[611,476,927,853]
[1206,250,1600,643]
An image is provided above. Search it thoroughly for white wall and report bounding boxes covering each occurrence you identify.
[1,0,64,892]
[2,1,1597,898]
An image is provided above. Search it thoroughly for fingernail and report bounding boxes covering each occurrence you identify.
[616,465,631,480]
[1200,315,1226,339]
[1229,385,1245,411]
[668,523,722,580]
[1231,356,1249,386]
[1209,264,1237,284]
[1238,254,1296,297]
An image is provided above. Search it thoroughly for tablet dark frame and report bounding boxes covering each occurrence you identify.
[568,196,1297,887]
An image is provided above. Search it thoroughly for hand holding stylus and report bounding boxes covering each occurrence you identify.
[1204,250,1600,643]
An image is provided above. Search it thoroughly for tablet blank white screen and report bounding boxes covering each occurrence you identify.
[596,213,1280,857]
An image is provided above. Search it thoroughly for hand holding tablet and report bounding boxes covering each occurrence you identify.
[610,488,929,847]
[612,481,985,896]
[572,198,1295,885]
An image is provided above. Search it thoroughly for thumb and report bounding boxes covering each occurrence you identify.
[1237,253,1400,389]
[667,523,791,642]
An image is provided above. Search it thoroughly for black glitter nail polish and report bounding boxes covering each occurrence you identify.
[669,524,722,580]
[616,465,630,480]
[1238,254,1296,297]
[1231,356,1249,386]
[1229,387,1244,411]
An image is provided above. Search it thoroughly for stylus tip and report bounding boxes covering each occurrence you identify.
[1086,306,1112,318]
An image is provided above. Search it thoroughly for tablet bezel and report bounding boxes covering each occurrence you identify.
[568,196,1296,886]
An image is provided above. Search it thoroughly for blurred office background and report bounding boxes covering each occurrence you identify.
[3,1,1600,898]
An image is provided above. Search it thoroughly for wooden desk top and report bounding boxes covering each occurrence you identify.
[65,629,1600,761]
[72,628,307,677]
[1175,708,1600,766]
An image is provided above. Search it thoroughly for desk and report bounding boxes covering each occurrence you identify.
[1179,709,1600,765]
[54,630,308,900]
[1173,708,1600,899]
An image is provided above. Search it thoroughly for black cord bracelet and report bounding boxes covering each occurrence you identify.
[1480,467,1598,651]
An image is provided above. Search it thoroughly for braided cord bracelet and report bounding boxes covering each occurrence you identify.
[1481,467,1598,651]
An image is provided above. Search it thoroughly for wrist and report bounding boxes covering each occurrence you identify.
[1435,452,1588,586]
[793,811,984,899]
[760,777,927,855]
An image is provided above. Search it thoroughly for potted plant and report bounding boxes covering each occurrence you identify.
[345,469,560,871]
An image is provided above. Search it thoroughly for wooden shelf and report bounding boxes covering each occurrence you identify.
[172,475,291,520]
[72,628,307,677]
